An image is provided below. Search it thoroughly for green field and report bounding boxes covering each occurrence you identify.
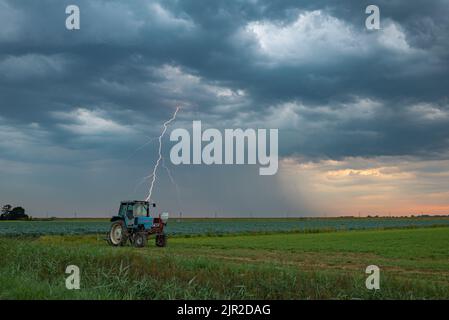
[1,226,448,299]
[2,217,449,236]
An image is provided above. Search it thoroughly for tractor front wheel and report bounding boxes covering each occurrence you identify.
[156,233,167,247]
[108,220,128,246]
[133,232,147,248]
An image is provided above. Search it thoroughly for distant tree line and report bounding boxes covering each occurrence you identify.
[0,205,29,220]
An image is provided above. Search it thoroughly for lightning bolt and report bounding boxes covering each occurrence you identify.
[145,107,180,202]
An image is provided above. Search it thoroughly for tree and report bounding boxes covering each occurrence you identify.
[11,206,26,216]
[1,205,12,215]
[1,205,28,220]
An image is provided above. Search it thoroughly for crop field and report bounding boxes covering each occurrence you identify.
[1,217,449,236]
[0,221,449,300]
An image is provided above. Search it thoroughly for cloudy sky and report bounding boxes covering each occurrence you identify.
[1,0,449,217]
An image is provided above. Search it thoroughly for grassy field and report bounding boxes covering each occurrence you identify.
[1,226,449,299]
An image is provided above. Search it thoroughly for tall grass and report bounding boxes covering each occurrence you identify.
[1,232,449,299]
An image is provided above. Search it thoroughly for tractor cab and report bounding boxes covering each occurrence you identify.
[118,200,155,228]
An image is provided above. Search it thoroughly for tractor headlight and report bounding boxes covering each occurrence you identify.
[161,212,169,223]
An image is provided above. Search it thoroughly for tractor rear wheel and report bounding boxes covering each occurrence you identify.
[108,220,128,246]
[133,232,147,248]
[156,233,167,247]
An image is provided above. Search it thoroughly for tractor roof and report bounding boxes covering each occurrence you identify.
[120,200,149,204]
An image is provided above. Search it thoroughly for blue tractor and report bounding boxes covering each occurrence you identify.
[107,200,168,247]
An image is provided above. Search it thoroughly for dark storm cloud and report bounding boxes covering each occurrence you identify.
[1,0,449,216]
[1,0,448,158]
